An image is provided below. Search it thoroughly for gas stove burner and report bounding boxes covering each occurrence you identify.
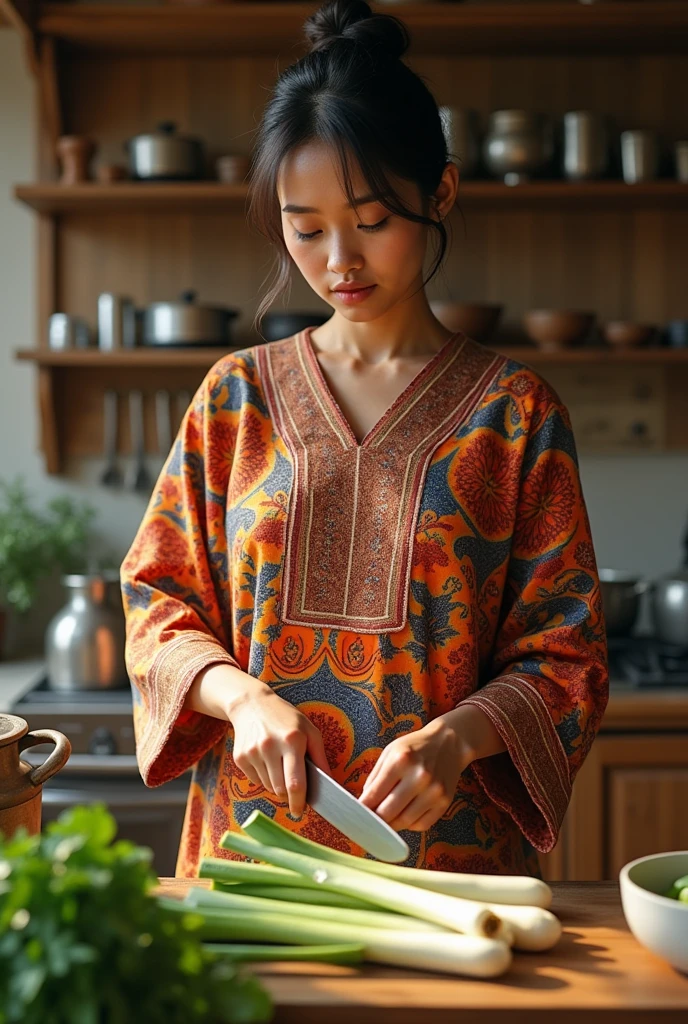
[608,635,688,687]
[17,676,132,705]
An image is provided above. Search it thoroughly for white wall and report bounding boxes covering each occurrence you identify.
[1,29,687,657]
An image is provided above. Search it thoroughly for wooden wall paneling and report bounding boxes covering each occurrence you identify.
[38,365,60,474]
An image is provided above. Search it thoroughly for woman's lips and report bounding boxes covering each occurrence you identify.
[333,285,377,304]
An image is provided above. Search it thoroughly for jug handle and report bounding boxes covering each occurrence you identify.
[19,730,72,787]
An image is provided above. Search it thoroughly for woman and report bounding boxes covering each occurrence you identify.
[120,0,608,878]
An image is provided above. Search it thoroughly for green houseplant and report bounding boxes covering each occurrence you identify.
[0,804,272,1024]
[0,476,100,658]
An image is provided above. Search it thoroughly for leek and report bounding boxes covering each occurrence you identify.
[186,884,445,933]
[484,903,562,951]
[160,900,511,979]
[214,881,380,911]
[241,810,552,909]
[203,942,365,964]
[220,830,503,939]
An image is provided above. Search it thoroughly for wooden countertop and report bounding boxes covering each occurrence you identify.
[156,879,688,1023]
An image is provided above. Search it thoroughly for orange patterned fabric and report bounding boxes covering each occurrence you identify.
[120,329,608,878]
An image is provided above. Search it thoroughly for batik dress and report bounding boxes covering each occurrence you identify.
[120,327,609,878]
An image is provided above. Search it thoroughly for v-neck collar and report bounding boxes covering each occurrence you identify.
[255,329,507,633]
[299,325,465,450]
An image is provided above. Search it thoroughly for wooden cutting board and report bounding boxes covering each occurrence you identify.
[155,879,688,1022]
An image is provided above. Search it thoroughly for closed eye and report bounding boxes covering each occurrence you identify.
[294,217,390,241]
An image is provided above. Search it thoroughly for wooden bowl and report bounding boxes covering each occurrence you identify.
[603,321,656,348]
[523,309,596,351]
[430,301,504,342]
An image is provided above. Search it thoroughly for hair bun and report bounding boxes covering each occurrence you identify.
[304,0,409,61]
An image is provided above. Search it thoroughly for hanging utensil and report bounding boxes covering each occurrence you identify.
[155,389,173,466]
[127,390,153,495]
[175,389,192,434]
[99,390,122,488]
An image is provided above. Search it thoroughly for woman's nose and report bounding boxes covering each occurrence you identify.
[327,238,363,275]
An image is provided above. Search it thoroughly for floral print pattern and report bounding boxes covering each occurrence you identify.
[120,333,608,878]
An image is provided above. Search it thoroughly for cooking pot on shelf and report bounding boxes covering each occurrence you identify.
[599,569,648,637]
[143,290,239,347]
[0,714,71,840]
[259,310,331,342]
[125,121,205,180]
[649,527,688,648]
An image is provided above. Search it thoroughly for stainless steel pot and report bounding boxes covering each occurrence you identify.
[125,121,205,180]
[483,110,554,184]
[650,569,688,648]
[45,572,129,692]
[599,569,647,637]
[143,290,239,347]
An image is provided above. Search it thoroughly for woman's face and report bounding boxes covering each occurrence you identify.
[277,140,436,321]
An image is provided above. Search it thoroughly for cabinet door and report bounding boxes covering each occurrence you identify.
[608,767,688,878]
[565,735,688,881]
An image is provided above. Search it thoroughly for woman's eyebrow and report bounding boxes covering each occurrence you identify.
[281,192,378,214]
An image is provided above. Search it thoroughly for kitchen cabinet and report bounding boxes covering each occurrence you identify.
[540,689,688,881]
[3,3,688,473]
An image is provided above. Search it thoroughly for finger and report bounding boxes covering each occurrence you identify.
[244,757,271,793]
[374,773,425,824]
[236,758,262,787]
[282,748,307,818]
[263,752,287,804]
[358,756,406,811]
[306,728,332,777]
[361,752,385,792]
[405,804,446,832]
[388,786,440,832]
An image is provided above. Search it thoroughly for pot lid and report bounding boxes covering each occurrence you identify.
[128,121,202,144]
[146,290,238,316]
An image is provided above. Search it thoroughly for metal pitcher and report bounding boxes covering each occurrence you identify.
[45,571,129,691]
[0,714,71,840]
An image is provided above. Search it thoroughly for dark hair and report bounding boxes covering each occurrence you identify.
[246,0,454,335]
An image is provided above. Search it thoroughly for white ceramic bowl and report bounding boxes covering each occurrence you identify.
[619,851,688,973]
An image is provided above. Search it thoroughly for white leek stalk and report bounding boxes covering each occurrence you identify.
[161,899,511,979]
[485,903,562,951]
[186,883,446,933]
[241,810,552,909]
[221,830,503,940]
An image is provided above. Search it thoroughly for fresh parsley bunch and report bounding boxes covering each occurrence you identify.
[0,804,272,1024]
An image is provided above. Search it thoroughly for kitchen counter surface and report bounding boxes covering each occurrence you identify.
[3,657,688,728]
[156,879,688,1023]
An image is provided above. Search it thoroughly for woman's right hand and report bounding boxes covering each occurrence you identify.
[229,686,331,818]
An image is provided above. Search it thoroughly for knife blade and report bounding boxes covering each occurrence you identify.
[305,758,410,863]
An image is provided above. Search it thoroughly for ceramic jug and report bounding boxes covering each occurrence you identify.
[0,714,71,841]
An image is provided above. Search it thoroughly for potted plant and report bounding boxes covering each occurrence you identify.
[0,476,102,660]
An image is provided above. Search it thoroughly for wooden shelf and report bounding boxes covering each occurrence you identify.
[15,346,688,368]
[36,3,688,56]
[14,180,688,215]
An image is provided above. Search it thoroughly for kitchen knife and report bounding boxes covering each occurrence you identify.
[305,758,410,863]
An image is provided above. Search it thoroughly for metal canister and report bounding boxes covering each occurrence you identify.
[98,293,137,350]
[621,130,659,183]
[48,313,91,350]
[563,112,609,181]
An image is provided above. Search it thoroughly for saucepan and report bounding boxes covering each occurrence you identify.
[598,569,647,637]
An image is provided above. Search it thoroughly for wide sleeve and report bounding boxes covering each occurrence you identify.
[120,359,241,787]
[461,385,609,854]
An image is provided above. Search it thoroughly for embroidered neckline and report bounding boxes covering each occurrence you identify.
[299,326,465,450]
[255,332,507,632]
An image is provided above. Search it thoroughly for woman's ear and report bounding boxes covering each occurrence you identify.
[433,161,460,221]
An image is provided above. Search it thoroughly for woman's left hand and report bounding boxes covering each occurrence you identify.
[358,715,471,832]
